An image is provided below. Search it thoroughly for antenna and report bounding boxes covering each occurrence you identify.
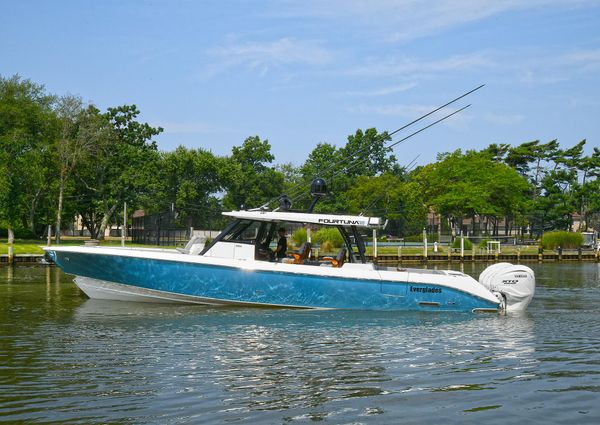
[307,178,328,213]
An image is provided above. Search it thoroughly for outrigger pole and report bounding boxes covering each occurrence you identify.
[287,104,471,209]
[386,84,483,139]
[258,84,484,211]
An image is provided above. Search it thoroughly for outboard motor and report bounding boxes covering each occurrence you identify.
[479,263,535,313]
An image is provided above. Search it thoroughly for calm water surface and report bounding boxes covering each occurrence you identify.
[1,263,599,424]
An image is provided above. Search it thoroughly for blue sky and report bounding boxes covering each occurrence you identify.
[1,0,599,167]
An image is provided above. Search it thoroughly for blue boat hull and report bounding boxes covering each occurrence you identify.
[51,251,499,312]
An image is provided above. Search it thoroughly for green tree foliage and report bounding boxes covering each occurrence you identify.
[3,74,600,243]
[72,105,162,239]
[223,136,284,210]
[505,139,560,186]
[340,128,395,177]
[0,75,58,241]
[345,173,427,236]
[504,139,592,234]
[414,149,531,236]
[299,128,398,213]
[157,146,228,228]
[53,95,88,242]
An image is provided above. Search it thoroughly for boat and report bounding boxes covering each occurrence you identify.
[43,206,535,313]
[43,85,537,313]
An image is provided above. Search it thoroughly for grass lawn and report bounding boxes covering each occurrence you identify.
[0,238,175,255]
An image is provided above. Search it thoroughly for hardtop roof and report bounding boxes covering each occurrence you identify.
[222,210,383,228]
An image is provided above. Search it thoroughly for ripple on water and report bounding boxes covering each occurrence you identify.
[1,265,600,424]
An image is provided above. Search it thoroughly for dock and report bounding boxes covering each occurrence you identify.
[0,254,46,264]
[368,250,600,264]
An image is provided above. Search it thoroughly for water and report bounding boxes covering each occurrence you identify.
[1,263,599,424]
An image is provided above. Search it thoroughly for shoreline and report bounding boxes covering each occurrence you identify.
[2,251,599,265]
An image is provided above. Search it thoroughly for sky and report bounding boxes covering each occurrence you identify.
[1,0,600,167]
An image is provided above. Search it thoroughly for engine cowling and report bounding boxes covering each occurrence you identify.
[479,263,535,313]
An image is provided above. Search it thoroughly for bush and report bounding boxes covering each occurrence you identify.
[541,231,584,249]
[291,228,307,246]
[452,237,473,250]
[403,233,439,242]
[320,240,334,253]
[0,227,37,239]
[478,238,491,249]
[313,227,344,249]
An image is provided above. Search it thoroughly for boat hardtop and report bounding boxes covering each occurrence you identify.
[223,210,383,228]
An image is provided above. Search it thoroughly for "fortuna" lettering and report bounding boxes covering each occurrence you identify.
[318,218,362,225]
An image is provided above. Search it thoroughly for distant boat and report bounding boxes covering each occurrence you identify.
[44,209,534,313]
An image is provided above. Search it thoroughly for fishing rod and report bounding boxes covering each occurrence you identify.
[259,85,484,210]
[386,84,483,139]
[357,152,424,217]
[357,154,421,217]
[284,104,471,208]
[386,104,470,151]
[404,154,421,172]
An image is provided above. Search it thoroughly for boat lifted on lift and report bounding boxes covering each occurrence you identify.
[44,208,535,313]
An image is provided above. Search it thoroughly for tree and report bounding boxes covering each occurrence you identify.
[530,170,577,233]
[414,149,531,236]
[157,146,227,228]
[576,146,600,230]
[53,95,94,243]
[298,128,398,213]
[506,139,560,191]
[72,105,162,239]
[340,128,395,177]
[345,173,427,236]
[223,136,284,210]
[0,75,57,242]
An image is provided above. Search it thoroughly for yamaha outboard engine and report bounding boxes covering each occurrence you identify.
[479,263,535,313]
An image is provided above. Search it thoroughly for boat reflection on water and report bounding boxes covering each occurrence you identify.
[71,299,536,419]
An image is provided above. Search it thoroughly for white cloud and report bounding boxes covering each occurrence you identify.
[204,37,332,77]
[280,0,598,42]
[481,112,525,125]
[518,70,568,85]
[562,48,600,70]
[352,103,437,118]
[346,53,493,77]
[513,47,600,85]
[343,82,418,97]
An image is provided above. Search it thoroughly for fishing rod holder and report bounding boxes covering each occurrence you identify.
[278,195,293,210]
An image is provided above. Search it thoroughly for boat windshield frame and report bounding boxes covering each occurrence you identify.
[200,217,368,263]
